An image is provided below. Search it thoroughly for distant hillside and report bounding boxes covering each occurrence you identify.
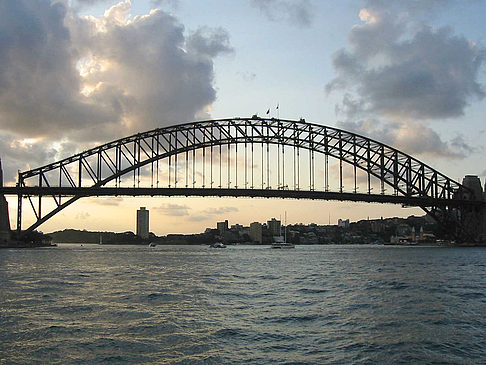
[48,229,148,244]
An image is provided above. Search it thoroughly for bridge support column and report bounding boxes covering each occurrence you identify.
[459,176,486,243]
[16,170,23,234]
[0,159,12,243]
[16,192,22,233]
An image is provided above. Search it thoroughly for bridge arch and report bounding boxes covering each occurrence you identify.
[10,117,484,240]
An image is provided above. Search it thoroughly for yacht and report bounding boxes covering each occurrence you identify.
[210,242,227,248]
[271,212,295,249]
[149,242,157,247]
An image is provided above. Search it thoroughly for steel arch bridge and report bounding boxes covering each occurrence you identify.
[2,117,485,241]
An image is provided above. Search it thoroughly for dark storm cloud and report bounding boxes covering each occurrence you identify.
[0,0,231,169]
[250,0,313,27]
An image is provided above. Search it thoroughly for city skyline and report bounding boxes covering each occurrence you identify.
[1,0,486,235]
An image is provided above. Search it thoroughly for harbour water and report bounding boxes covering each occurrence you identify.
[1,244,486,364]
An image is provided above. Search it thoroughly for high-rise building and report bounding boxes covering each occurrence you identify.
[267,218,281,236]
[249,222,263,243]
[217,220,229,235]
[136,207,150,239]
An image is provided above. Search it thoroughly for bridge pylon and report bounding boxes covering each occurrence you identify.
[458,175,486,242]
[0,159,12,243]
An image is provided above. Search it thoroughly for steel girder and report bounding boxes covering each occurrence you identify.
[12,117,480,235]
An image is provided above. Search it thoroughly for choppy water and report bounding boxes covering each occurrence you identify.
[1,244,486,364]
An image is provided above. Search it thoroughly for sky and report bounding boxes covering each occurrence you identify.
[1,0,486,234]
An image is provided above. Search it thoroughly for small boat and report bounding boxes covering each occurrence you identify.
[210,242,227,248]
[148,242,157,247]
[271,242,295,249]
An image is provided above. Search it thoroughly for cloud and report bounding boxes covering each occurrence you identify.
[187,215,209,222]
[0,0,231,169]
[327,8,484,121]
[0,0,114,139]
[0,133,58,183]
[92,197,124,206]
[339,119,471,158]
[186,26,232,58]
[154,204,238,221]
[70,1,232,139]
[186,206,238,222]
[149,0,179,8]
[250,0,313,27]
[237,71,257,82]
[155,203,191,216]
[326,1,484,159]
[73,0,115,5]
[201,206,239,215]
[75,211,91,220]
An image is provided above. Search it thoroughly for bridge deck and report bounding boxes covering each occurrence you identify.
[1,186,482,208]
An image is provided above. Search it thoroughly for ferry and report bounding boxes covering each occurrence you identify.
[271,241,295,249]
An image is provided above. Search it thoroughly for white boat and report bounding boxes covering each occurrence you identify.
[271,242,295,249]
[149,242,157,247]
[271,211,294,249]
[210,242,227,248]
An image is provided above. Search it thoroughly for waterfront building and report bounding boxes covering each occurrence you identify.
[250,222,263,243]
[136,207,150,239]
[231,224,244,231]
[371,218,385,233]
[338,219,350,228]
[217,220,229,235]
[267,218,281,236]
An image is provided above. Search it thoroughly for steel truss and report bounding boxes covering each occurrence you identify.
[9,117,483,239]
